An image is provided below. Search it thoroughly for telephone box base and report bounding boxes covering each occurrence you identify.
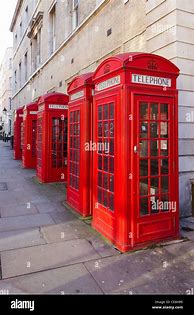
[92,222,180,253]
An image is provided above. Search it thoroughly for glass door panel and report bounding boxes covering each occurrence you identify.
[139,101,170,216]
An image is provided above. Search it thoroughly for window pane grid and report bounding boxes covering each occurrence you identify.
[139,102,170,216]
[69,110,80,191]
[97,103,114,212]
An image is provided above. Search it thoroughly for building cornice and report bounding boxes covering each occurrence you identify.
[10,0,24,32]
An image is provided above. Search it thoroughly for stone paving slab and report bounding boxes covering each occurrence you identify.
[181,230,194,241]
[0,228,46,252]
[0,213,54,232]
[0,203,38,218]
[84,247,179,294]
[41,221,92,243]
[50,211,77,223]
[0,264,103,294]
[0,264,103,295]
[34,201,65,214]
[1,239,100,279]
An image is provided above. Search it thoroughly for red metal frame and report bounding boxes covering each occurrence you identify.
[22,102,38,169]
[36,93,69,183]
[67,73,94,217]
[13,106,24,160]
[92,53,180,252]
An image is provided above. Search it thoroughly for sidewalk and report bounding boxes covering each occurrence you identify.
[0,141,194,294]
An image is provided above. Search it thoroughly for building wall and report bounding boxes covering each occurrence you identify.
[146,0,194,216]
[0,47,13,135]
[10,0,194,216]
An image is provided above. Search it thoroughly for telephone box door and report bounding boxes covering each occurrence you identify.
[49,114,68,181]
[133,95,178,244]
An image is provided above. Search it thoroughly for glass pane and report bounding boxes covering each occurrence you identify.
[150,140,158,156]
[98,106,102,120]
[103,156,108,172]
[161,176,169,193]
[160,140,168,156]
[161,159,169,175]
[140,140,148,157]
[110,103,114,119]
[140,103,148,120]
[150,177,159,195]
[103,121,109,137]
[103,173,109,190]
[109,121,114,137]
[150,103,158,120]
[98,155,102,170]
[140,122,148,139]
[98,188,103,204]
[110,139,114,155]
[151,159,159,176]
[104,191,109,207]
[140,178,148,196]
[150,123,158,138]
[140,198,148,216]
[160,122,168,138]
[140,159,148,176]
[109,157,114,173]
[160,104,168,120]
[109,194,114,211]
[104,105,108,119]
[98,122,103,137]
[110,175,114,193]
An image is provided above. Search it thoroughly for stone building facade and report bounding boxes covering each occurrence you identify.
[10,0,194,217]
[0,47,13,136]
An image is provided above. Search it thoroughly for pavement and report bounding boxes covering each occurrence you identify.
[0,141,194,295]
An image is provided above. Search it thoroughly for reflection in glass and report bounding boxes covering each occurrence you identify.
[110,103,114,119]
[150,177,158,194]
[98,188,103,204]
[161,159,169,174]
[109,194,114,211]
[110,175,114,193]
[150,103,158,120]
[140,178,148,196]
[103,173,109,190]
[98,106,102,120]
[98,155,102,170]
[150,140,158,156]
[109,157,114,173]
[140,140,148,157]
[150,122,158,138]
[140,159,148,176]
[160,104,168,120]
[140,103,148,120]
[140,198,149,216]
[140,122,148,139]
[104,105,108,119]
[161,176,169,193]
[103,156,108,172]
[151,159,159,176]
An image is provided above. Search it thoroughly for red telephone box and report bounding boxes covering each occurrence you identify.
[67,73,94,217]
[92,52,180,252]
[13,106,24,160]
[36,93,69,183]
[22,102,38,169]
